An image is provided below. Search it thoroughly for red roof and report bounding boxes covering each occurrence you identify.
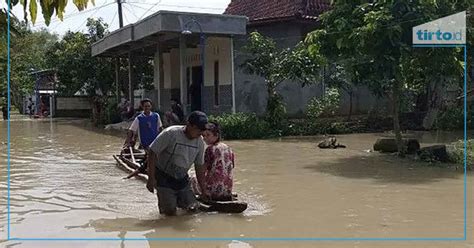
[224,0,331,24]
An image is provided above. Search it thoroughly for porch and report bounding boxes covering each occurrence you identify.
[91,11,247,115]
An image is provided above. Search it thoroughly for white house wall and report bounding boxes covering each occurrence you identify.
[161,37,232,89]
[154,37,234,114]
[162,53,171,89]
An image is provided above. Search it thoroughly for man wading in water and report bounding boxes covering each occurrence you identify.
[146,111,209,216]
[123,99,163,179]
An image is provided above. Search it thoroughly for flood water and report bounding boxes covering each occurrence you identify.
[0,116,472,248]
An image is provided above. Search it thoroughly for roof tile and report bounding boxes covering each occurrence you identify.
[224,0,331,23]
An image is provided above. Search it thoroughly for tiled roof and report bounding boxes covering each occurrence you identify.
[224,0,331,24]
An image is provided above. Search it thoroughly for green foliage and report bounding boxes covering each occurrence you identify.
[449,139,473,170]
[302,0,472,153]
[240,32,279,81]
[265,91,286,130]
[306,88,340,120]
[209,113,274,140]
[241,32,324,129]
[0,8,19,35]
[7,0,95,25]
[45,18,114,97]
[435,106,474,131]
[7,26,58,107]
[104,97,121,124]
[242,32,324,85]
[284,118,359,136]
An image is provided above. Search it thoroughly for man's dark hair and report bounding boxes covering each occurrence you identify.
[187,111,209,130]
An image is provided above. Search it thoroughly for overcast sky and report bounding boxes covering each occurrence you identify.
[1,0,231,36]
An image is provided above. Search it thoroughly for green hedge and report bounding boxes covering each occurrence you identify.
[284,119,361,136]
[209,113,275,140]
[208,113,362,140]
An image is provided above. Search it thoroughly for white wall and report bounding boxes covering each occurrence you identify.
[56,97,91,110]
[160,37,232,90]
[162,53,172,89]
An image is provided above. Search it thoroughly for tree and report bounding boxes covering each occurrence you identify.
[0,8,21,101]
[324,63,357,120]
[44,18,114,124]
[241,32,323,128]
[4,23,58,109]
[45,18,113,96]
[304,0,472,155]
[6,0,94,25]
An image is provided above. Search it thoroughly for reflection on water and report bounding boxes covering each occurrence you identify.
[0,117,472,248]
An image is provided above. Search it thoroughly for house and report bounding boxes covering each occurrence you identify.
[26,69,58,117]
[91,11,247,116]
[225,0,382,117]
[25,69,92,118]
[90,5,389,118]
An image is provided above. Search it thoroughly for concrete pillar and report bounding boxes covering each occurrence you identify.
[179,36,187,115]
[128,52,134,109]
[153,45,161,110]
[115,57,120,104]
[230,37,236,114]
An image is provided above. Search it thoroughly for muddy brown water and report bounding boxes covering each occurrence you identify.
[0,116,472,248]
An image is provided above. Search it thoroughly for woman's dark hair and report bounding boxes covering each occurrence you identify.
[206,121,221,143]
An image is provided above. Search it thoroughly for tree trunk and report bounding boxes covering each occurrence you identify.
[265,80,285,129]
[422,78,444,130]
[266,81,275,118]
[91,96,105,126]
[9,81,23,113]
[392,79,404,156]
[348,90,353,121]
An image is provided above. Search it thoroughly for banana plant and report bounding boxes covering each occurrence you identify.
[5,0,94,25]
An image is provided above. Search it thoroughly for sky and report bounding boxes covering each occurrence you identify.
[2,0,231,36]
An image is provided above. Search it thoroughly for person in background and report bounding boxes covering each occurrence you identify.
[165,98,184,126]
[123,99,163,179]
[27,97,34,117]
[119,98,129,121]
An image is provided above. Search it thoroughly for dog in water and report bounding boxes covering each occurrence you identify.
[317,136,346,149]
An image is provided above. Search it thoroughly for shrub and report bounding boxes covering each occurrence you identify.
[284,118,357,136]
[306,88,340,121]
[265,92,287,130]
[104,97,121,125]
[209,113,274,140]
[449,139,473,170]
[435,106,474,131]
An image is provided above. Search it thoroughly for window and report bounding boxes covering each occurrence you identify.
[214,61,219,106]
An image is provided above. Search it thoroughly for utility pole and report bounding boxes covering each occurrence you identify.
[117,0,124,28]
[115,0,124,104]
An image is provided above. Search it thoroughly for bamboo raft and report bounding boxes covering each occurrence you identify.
[113,150,247,213]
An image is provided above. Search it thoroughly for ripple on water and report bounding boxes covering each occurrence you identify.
[228,240,253,248]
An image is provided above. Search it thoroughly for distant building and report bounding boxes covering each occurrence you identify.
[26,69,91,118]
[27,69,58,117]
[225,0,381,117]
